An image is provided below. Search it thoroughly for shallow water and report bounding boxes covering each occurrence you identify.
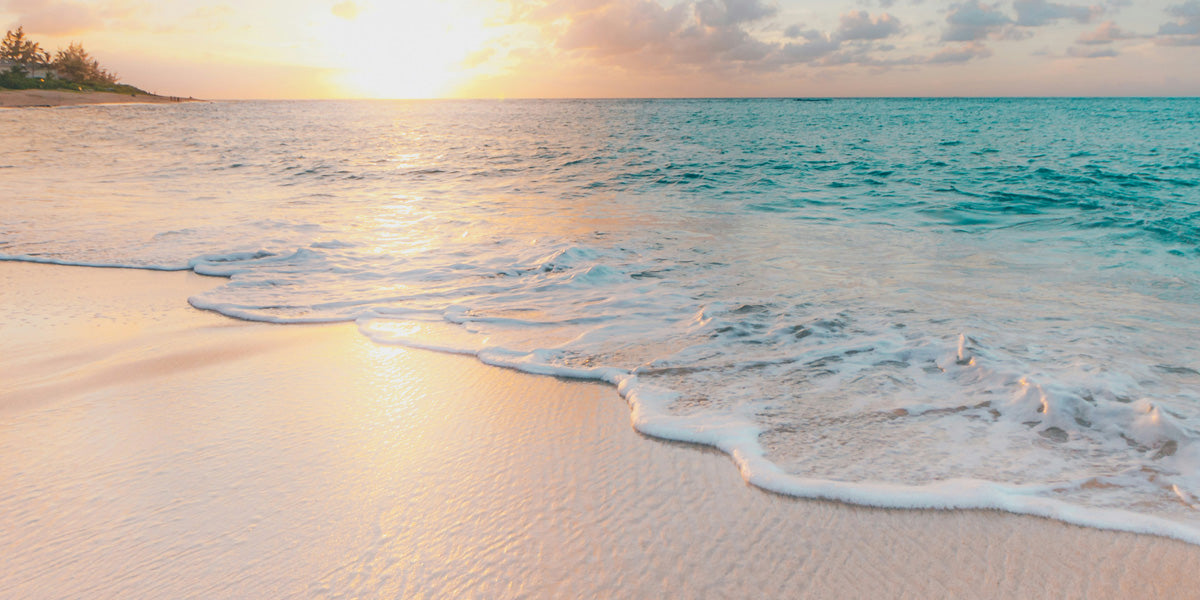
[3,98,1199,541]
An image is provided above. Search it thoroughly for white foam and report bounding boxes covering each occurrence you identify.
[0,253,186,271]
[6,98,1200,546]
[355,315,1200,546]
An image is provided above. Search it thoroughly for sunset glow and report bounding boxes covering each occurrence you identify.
[1,0,1198,98]
[322,1,500,99]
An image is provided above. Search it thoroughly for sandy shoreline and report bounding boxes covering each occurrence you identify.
[0,260,1197,598]
[0,89,198,108]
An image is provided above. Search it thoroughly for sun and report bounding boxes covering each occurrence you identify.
[323,1,498,99]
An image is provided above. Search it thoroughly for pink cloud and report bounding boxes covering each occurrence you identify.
[1077,20,1138,44]
[3,0,103,35]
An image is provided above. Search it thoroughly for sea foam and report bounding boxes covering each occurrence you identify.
[3,98,1199,543]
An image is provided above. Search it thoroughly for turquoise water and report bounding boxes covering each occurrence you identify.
[3,98,1199,541]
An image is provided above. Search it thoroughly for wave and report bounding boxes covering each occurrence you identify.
[4,97,1199,545]
[6,240,1199,546]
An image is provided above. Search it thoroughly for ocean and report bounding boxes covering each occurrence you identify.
[3,98,1198,543]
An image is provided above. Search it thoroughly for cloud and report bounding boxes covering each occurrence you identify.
[1158,0,1200,44]
[936,0,1099,49]
[506,0,1001,82]
[1013,0,1101,27]
[782,24,808,39]
[694,0,777,27]
[178,4,234,33]
[836,10,902,41]
[2,0,104,35]
[460,47,495,69]
[1067,45,1118,57]
[776,32,840,64]
[925,41,993,63]
[1,0,150,36]
[673,18,775,64]
[531,0,786,69]
[1077,20,1136,44]
[331,1,360,20]
[942,1,1012,42]
[1157,36,1200,45]
[759,10,902,66]
[1165,0,1200,22]
[816,40,994,68]
[553,0,687,56]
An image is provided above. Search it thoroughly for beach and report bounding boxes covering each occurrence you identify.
[0,89,195,108]
[1,260,1197,598]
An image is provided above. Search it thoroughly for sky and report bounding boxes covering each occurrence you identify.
[2,0,1199,98]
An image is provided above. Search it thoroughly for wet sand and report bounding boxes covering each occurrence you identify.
[0,89,195,108]
[1,261,1196,598]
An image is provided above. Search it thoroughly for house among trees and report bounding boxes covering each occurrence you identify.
[2,26,126,90]
[0,59,56,79]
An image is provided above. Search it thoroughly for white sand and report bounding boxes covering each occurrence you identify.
[0,89,195,108]
[1,261,1197,598]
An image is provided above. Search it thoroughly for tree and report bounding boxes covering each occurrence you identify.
[1,26,50,73]
[53,41,117,85]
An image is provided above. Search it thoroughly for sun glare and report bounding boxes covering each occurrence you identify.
[325,1,497,99]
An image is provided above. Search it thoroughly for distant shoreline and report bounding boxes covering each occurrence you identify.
[0,89,200,108]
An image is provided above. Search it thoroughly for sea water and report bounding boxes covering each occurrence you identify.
[3,98,1199,542]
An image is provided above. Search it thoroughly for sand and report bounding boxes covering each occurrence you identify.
[0,89,196,108]
[1,260,1197,598]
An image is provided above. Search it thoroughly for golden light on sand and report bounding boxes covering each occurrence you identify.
[324,1,498,99]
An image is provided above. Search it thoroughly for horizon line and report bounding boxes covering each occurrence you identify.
[199,95,1200,101]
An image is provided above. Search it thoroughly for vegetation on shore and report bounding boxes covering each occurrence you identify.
[0,26,149,95]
